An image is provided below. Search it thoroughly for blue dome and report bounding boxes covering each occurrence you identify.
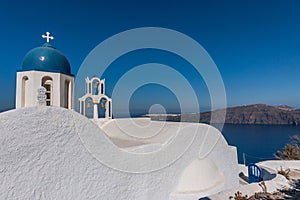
[22,43,71,75]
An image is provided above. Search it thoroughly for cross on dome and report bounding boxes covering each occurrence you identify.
[42,32,54,43]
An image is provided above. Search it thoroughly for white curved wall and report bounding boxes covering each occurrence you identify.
[0,107,238,200]
[175,158,225,193]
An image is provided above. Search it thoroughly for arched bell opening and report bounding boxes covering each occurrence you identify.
[21,76,29,107]
[64,80,72,109]
[41,76,53,106]
[92,79,100,95]
[84,97,94,119]
[97,98,107,118]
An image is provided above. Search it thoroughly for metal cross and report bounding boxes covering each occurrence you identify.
[42,32,54,43]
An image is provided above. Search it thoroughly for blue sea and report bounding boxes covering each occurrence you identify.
[214,124,300,165]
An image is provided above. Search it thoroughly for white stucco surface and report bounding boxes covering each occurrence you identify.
[258,160,300,171]
[0,107,238,199]
[209,161,300,200]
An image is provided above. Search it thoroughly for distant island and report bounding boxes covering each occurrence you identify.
[144,104,300,125]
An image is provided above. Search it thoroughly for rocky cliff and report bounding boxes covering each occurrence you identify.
[146,104,300,125]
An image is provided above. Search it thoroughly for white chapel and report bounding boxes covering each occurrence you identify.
[15,32,74,109]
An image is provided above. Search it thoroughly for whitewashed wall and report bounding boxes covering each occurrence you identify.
[0,107,238,200]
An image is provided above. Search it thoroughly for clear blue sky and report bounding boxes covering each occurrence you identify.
[0,0,300,115]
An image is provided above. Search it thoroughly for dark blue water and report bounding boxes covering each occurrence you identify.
[214,124,300,165]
